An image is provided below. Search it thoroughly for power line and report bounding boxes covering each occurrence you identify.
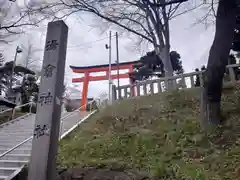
[34,33,123,52]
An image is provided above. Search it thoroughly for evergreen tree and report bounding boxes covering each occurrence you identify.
[129,50,184,83]
[170,51,184,74]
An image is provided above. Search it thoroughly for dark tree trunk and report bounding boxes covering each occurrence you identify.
[201,0,238,125]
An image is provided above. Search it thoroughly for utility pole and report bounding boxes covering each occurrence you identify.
[116,32,120,90]
[25,44,32,68]
[105,31,112,104]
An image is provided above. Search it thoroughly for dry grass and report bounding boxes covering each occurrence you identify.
[57,86,240,180]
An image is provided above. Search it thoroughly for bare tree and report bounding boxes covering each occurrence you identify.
[200,0,238,125]
[166,0,239,125]
[0,0,47,44]
[26,0,199,77]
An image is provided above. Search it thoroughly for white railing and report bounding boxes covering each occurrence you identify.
[112,64,240,100]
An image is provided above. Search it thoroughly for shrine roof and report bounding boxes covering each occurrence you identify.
[70,60,141,70]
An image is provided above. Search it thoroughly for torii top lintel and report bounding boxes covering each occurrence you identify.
[70,60,141,73]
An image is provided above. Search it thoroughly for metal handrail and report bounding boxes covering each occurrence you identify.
[60,99,96,120]
[0,108,13,114]
[58,99,97,140]
[0,136,33,158]
[0,113,32,128]
[60,110,97,140]
[0,102,32,114]
[13,102,32,109]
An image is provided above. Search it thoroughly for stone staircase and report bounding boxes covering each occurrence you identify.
[0,110,90,180]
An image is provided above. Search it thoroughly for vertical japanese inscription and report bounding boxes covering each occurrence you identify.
[38,92,53,106]
[33,124,50,139]
[43,64,56,78]
[45,40,59,51]
[28,20,68,180]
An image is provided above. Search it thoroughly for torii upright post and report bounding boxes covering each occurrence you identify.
[81,72,90,110]
[28,20,68,180]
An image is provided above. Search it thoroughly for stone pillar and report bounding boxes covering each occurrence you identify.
[27,20,68,180]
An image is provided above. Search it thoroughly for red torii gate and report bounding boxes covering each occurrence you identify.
[70,60,141,110]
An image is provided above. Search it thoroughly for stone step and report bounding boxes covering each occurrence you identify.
[0,139,31,144]
[0,154,30,161]
[0,129,34,132]
[0,131,33,134]
[0,148,31,155]
[0,144,32,149]
[0,167,19,176]
[0,134,33,137]
[0,175,8,180]
[0,141,32,145]
[0,160,28,168]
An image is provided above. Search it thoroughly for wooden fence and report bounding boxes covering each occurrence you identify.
[111,63,240,101]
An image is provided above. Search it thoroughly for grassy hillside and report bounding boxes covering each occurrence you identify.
[57,86,240,180]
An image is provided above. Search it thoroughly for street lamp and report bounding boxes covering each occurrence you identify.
[16,46,22,53]
[10,46,22,90]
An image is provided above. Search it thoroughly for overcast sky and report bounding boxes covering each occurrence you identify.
[0,0,215,99]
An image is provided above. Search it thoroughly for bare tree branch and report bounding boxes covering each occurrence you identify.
[169,2,205,19]
[0,1,50,43]
[188,0,218,28]
[210,0,217,17]
[23,0,190,76]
